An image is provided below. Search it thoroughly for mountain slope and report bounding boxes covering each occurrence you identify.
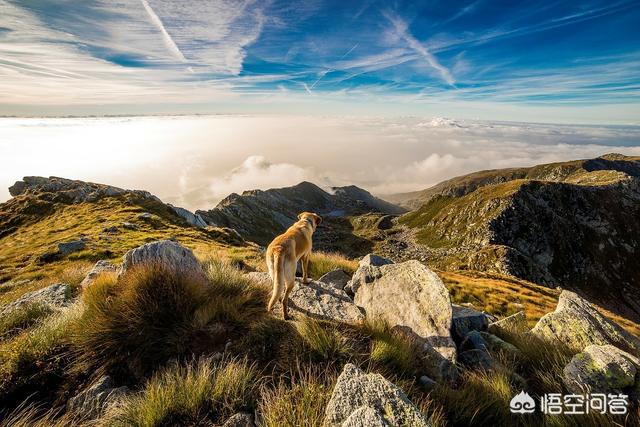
[397,154,640,322]
[389,153,640,209]
[196,181,405,247]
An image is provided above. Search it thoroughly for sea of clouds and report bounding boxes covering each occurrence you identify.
[1,115,639,210]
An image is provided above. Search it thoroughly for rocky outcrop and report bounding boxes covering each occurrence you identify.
[319,269,351,290]
[0,283,70,316]
[562,345,640,394]
[168,204,208,228]
[323,363,430,427]
[196,181,404,246]
[80,260,118,289]
[396,155,640,322]
[247,273,363,323]
[120,240,205,280]
[353,260,456,379]
[67,375,128,419]
[531,291,640,355]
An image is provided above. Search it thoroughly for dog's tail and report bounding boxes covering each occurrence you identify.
[267,248,285,311]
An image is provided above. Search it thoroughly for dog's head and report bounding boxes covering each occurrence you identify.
[298,212,322,230]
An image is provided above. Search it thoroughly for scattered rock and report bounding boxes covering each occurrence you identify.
[319,269,351,290]
[342,406,389,427]
[122,222,137,230]
[451,305,489,342]
[459,349,496,371]
[67,376,128,419]
[58,239,86,255]
[531,291,640,355]
[37,250,62,264]
[247,272,364,323]
[137,212,153,219]
[418,375,437,391]
[222,412,256,427]
[459,331,488,353]
[562,345,640,394]
[324,363,430,427]
[168,204,208,228]
[0,283,70,316]
[376,215,394,230]
[353,260,457,375]
[120,240,206,280]
[103,226,119,234]
[80,260,117,289]
[479,332,521,357]
[488,311,527,334]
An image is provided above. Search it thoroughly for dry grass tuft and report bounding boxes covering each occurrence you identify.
[307,251,358,279]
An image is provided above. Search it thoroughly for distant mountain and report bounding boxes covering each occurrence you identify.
[396,154,640,322]
[388,153,640,210]
[196,181,405,247]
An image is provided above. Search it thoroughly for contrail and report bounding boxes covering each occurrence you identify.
[309,43,359,91]
[140,0,186,62]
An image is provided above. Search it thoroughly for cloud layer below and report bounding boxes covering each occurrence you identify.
[1,115,639,210]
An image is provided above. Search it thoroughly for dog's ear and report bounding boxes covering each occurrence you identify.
[314,213,322,225]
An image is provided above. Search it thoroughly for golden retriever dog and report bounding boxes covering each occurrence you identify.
[266,212,322,319]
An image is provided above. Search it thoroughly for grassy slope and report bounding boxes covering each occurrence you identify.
[0,194,261,304]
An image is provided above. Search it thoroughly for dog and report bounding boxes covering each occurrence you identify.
[266,212,322,319]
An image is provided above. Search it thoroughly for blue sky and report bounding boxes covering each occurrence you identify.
[1,0,639,122]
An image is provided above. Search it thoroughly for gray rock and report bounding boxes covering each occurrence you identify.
[80,260,117,289]
[58,239,86,255]
[459,349,496,371]
[324,363,430,427]
[122,222,137,230]
[138,212,153,219]
[222,412,255,427]
[67,376,128,419]
[451,305,489,342]
[319,269,351,290]
[0,283,70,316]
[120,240,205,280]
[418,375,437,391]
[247,272,364,323]
[345,265,383,295]
[488,311,527,334]
[531,291,640,355]
[342,406,390,427]
[169,204,208,228]
[479,332,521,357]
[562,345,640,394]
[353,261,456,369]
[103,226,119,234]
[359,254,394,268]
[460,331,489,353]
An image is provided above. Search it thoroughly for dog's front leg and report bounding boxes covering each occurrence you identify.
[301,253,310,284]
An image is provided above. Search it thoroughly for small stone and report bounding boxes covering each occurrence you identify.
[58,239,86,255]
[488,311,527,334]
[0,283,71,316]
[222,412,255,427]
[80,260,117,289]
[67,376,128,419]
[451,305,489,342]
[122,222,137,230]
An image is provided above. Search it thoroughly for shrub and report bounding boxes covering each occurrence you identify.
[307,251,357,279]
[71,259,268,380]
[105,357,259,427]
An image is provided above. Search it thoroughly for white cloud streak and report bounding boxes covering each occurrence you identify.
[140,0,187,62]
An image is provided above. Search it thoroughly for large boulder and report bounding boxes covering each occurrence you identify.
[531,291,640,355]
[80,260,117,289]
[323,363,430,427]
[319,269,351,290]
[246,273,364,323]
[119,240,205,279]
[354,261,456,369]
[488,311,527,334]
[67,375,128,419]
[451,305,489,342]
[345,254,394,294]
[0,283,71,316]
[562,345,640,394]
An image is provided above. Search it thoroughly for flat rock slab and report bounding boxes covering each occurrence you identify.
[531,291,640,355]
[324,363,430,427]
[246,272,364,323]
[319,269,351,290]
[67,375,128,419]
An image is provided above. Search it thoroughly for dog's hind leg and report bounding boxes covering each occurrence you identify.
[267,250,284,312]
[281,279,295,320]
[301,253,310,284]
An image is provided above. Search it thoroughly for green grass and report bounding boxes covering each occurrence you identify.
[361,319,418,376]
[294,317,351,362]
[307,251,358,279]
[105,357,259,426]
